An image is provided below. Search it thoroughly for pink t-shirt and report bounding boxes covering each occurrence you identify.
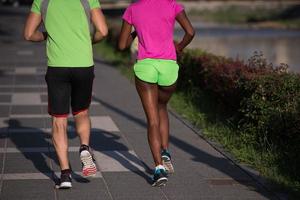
[122,0,184,60]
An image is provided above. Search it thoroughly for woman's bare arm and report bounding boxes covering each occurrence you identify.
[24,12,46,42]
[118,21,136,50]
[91,8,108,44]
[175,11,195,54]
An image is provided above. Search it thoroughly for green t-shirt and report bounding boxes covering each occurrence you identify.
[31,0,100,67]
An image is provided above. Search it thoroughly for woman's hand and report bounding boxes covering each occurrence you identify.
[175,42,183,55]
[118,21,134,50]
[175,11,195,53]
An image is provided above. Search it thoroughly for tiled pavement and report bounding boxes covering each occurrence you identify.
[0,7,280,200]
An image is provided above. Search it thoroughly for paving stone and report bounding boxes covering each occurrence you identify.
[0,153,3,170]
[102,172,165,200]
[1,180,54,200]
[11,105,44,115]
[209,184,273,200]
[67,116,120,132]
[88,104,109,116]
[0,94,11,102]
[6,131,51,148]
[0,76,13,85]
[90,131,131,151]
[6,117,51,129]
[161,178,218,200]
[94,150,146,172]
[4,152,52,173]
[15,75,39,85]
[12,93,41,105]
[40,94,47,102]
[0,105,9,117]
[0,131,6,147]
[0,87,12,92]
[15,67,36,75]
[56,178,111,200]
[0,117,9,129]
[51,152,84,172]
[90,116,120,132]
[13,87,47,92]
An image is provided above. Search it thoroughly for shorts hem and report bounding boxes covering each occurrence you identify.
[72,108,89,116]
[158,81,177,87]
[134,75,157,85]
[49,113,69,118]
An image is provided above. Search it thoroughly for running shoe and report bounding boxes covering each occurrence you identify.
[161,149,174,173]
[56,171,72,189]
[152,167,168,187]
[79,145,97,177]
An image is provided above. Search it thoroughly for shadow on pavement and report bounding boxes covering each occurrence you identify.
[0,119,92,185]
[68,121,152,185]
[92,96,147,128]
[0,118,152,185]
[90,96,276,199]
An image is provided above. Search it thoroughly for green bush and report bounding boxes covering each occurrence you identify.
[177,49,300,190]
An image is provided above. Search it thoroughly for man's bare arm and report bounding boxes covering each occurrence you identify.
[91,8,108,44]
[24,12,46,42]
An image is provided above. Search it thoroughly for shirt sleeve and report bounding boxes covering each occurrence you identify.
[174,2,184,16]
[31,0,42,14]
[89,0,101,9]
[122,6,133,25]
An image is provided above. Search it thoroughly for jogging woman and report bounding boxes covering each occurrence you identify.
[119,0,194,186]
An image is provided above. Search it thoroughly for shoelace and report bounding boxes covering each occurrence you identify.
[60,173,71,182]
[81,153,95,168]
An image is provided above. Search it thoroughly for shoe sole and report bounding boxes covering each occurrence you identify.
[80,150,97,177]
[162,156,174,174]
[152,177,168,187]
[56,182,72,189]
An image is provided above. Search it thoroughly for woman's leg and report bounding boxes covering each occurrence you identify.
[135,77,162,166]
[158,83,176,150]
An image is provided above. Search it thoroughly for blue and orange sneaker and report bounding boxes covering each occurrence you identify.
[152,166,168,187]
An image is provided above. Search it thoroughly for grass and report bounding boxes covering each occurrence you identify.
[94,41,300,199]
[94,39,134,80]
[169,91,300,199]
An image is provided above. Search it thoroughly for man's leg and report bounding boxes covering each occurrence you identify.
[71,67,96,177]
[51,117,69,170]
[74,110,91,146]
[46,67,72,189]
[51,116,73,189]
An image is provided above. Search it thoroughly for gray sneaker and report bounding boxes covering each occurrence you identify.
[161,150,174,174]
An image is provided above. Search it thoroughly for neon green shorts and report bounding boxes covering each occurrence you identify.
[133,59,179,86]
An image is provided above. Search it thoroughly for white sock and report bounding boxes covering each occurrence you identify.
[155,165,165,170]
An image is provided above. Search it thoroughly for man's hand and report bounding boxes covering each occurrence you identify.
[91,8,108,44]
[24,12,46,42]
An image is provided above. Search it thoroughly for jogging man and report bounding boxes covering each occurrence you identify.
[24,0,108,189]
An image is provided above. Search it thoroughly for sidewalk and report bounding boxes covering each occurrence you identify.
[0,7,277,200]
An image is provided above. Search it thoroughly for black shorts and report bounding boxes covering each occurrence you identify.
[45,66,94,117]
